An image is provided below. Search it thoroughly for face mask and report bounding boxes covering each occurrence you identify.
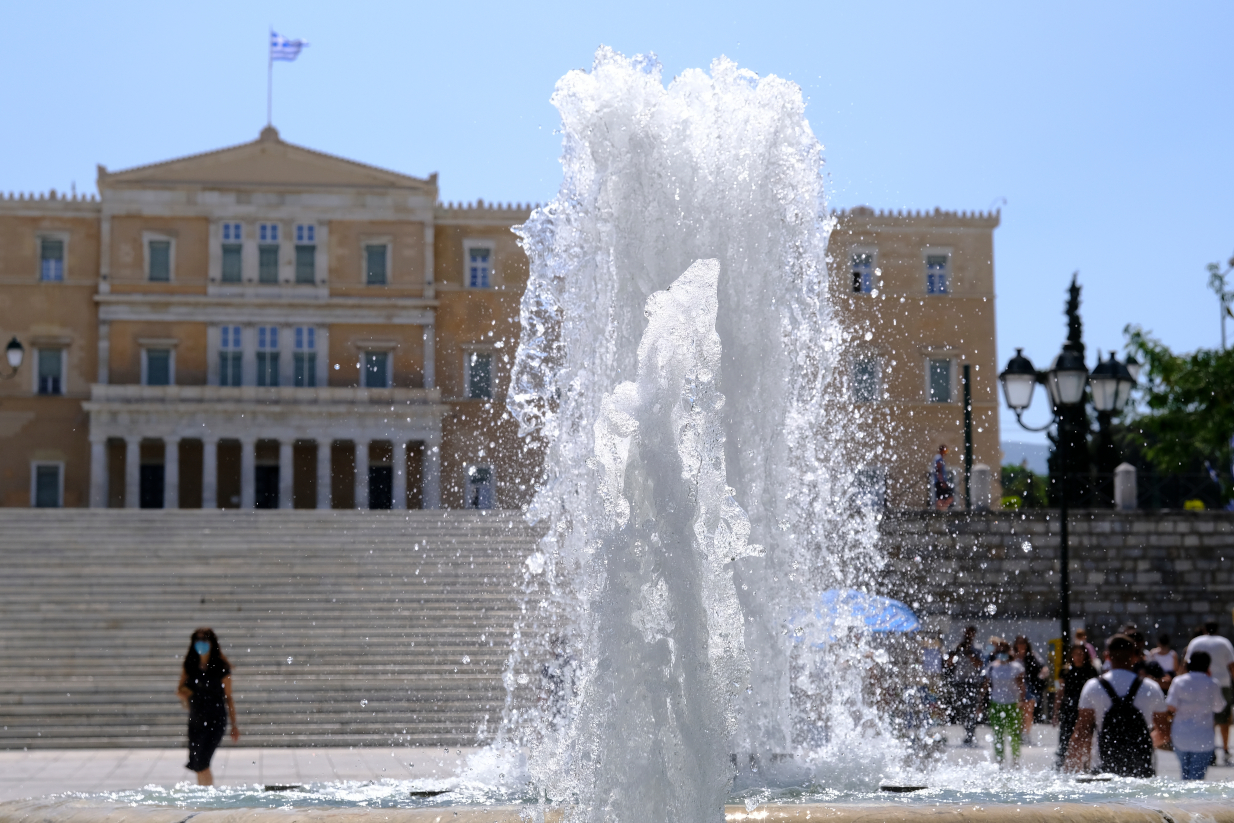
[194,641,211,656]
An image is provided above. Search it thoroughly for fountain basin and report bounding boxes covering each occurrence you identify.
[3,798,1233,823]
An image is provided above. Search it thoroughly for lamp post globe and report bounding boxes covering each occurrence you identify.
[1089,351,1137,414]
[1123,353,1142,383]
[5,337,23,371]
[1047,347,1088,407]
[999,348,1038,411]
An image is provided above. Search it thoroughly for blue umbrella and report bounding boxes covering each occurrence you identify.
[789,588,919,646]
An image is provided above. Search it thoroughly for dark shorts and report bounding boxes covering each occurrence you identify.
[186,713,227,772]
[1218,687,1233,726]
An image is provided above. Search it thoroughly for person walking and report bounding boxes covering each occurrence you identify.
[933,445,954,510]
[985,638,1025,768]
[1167,651,1226,780]
[1075,629,1098,667]
[1054,644,1098,769]
[1183,621,1234,766]
[176,628,239,785]
[1064,635,1169,777]
[945,626,986,747]
[1013,636,1047,745]
[1149,634,1179,678]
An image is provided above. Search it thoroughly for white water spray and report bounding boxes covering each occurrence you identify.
[501,48,892,818]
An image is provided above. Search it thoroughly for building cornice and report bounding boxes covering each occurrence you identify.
[834,206,1001,230]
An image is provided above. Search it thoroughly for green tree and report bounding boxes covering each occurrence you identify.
[1124,325,1234,492]
[1001,463,1048,508]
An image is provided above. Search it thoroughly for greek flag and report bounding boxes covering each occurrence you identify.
[270,31,307,61]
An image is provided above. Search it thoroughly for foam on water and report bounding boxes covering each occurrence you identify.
[495,47,891,820]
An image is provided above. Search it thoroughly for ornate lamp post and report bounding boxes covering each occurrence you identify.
[999,345,1135,650]
[0,337,24,379]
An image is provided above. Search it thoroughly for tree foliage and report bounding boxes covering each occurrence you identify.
[1124,325,1234,481]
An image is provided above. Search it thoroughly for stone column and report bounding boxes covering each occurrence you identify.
[316,439,332,509]
[354,439,370,510]
[240,437,256,509]
[423,437,441,510]
[1114,463,1138,511]
[164,438,180,510]
[89,438,108,508]
[391,440,408,510]
[423,323,435,389]
[969,463,991,512]
[279,439,294,509]
[202,438,219,509]
[124,437,140,509]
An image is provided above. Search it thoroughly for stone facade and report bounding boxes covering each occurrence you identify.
[828,208,1002,510]
[0,127,534,510]
[877,510,1234,641]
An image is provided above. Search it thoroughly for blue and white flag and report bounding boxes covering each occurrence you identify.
[270,31,307,61]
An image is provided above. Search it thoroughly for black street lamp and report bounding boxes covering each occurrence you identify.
[999,345,1135,652]
[0,337,23,379]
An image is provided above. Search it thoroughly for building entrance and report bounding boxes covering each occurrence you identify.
[139,465,164,509]
[255,466,279,509]
[369,466,393,509]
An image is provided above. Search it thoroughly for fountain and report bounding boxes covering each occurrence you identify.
[5,46,1233,823]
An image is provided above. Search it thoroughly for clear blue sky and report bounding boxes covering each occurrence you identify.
[4,2,1231,445]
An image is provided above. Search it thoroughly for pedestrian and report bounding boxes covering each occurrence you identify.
[1075,629,1098,667]
[944,625,985,747]
[933,446,954,510]
[1055,644,1098,769]
[1013,636,1047,745]
[1183,621,1234,766]
[176,628,239,785]
[1149,634,1179,677]
[1064,635,1169,777]
[985,638,1025,768]
[1167,651,1226,780]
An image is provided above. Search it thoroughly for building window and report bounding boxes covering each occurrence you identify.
[37,348,63,395]
[258,243,279,283]
[294,327,316,387]
[926,253,950,295]
[219,325,242,387]
[148,239,172,282]
[466,244,493,288]
[851,251,875,294]
[32,462,63,508]
[363,351,389,388]
[928,358,952,403]
[465,465,495,509]
[365,244,388,285]
[144,349,173,386]
[295,245,315,284]
[852,356,881,403]
[257,326,279,387]
[221,222,242,283]
[295,224,315,243]
[39,237,64,282]
[259,223,280,243]
[466,351,493,399]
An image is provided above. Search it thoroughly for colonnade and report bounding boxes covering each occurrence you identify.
[88,435,441,510]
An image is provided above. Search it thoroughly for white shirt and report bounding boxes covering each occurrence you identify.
[1077,669,1168,740]
[1185,635,1234,688]
[986,659,1024,705]
[1167,672,1226,753]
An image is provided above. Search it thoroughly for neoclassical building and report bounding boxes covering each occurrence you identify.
[0,127,535,510]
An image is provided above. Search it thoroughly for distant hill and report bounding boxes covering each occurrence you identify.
[1002,440,1049,475]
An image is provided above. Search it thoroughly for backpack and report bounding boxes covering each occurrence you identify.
[1097,677,1154,778]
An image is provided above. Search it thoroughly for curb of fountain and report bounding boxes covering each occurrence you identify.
[3,799,1232,823]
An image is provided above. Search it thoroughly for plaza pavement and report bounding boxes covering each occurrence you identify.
[1,726,1229,801]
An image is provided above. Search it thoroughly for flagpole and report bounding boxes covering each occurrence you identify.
[267,28,273,126]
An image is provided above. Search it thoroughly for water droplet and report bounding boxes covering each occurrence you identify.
[287,657,293,665]
[1021,540,1032,553]
[517,673,529,685]
[985,603,998,616]
[462,655,471,664]
[361,699,368,708]
[863,331,873,341]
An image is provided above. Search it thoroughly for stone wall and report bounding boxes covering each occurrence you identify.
[875,510,1234,642]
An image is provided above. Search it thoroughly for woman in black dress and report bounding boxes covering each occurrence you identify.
[1053,643,1096,769]
[176,628,239,785]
